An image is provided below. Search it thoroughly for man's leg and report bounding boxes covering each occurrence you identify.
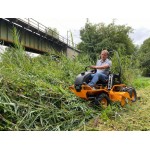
[88,72,108,87]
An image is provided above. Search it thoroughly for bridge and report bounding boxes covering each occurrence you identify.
[0,18,80,58]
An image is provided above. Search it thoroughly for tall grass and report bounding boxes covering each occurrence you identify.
[0,29,101,130]
[111,50,140,85]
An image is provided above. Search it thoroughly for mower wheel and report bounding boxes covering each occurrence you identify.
[96,93,110,108]
[128,88,137,102]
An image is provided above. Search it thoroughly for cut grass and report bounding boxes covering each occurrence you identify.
[0,45,100,131]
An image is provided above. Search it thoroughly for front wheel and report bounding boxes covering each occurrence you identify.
[95,93,110,108]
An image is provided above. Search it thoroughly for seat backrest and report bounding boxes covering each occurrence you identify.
[108,73,121,90]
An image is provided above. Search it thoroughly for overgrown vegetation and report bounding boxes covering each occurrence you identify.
[0,39,102,130]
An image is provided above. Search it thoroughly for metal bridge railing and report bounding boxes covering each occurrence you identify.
[17,18,77,49]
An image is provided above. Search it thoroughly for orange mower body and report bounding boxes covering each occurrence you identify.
[69,83,136,107]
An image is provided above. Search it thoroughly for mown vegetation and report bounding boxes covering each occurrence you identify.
[0,41,100,130]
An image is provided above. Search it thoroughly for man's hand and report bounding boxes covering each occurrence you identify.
[90,66,97,69]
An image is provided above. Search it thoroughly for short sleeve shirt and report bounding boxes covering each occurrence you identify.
[96,58,112,75]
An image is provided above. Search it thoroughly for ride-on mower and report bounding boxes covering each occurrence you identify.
[69,50,137,108]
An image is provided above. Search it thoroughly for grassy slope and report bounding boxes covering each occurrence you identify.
[0,47,101,131]
[85,77,150,131]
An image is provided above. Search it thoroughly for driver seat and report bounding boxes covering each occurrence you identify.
[95,73,121,89]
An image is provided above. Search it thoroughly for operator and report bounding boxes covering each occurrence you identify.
[88,49,112,87]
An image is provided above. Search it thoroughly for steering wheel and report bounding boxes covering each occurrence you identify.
[85,66,97,73]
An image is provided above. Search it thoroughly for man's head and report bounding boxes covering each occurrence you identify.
[100,50,109,61]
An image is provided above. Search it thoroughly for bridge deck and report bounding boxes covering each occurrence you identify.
[0,18,79,56]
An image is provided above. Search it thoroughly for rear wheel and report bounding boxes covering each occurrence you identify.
[128,88,137,102]
[95,93,110,108]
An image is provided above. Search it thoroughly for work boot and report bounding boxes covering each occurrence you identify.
[92,87,96,90]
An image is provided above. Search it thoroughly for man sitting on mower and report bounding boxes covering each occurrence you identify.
[88,49,112,87]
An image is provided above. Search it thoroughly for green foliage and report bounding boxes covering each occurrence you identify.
[108,49,140,85]
[45,27,59,39]
[133,77,150,89]
[139,38,150,76]
[78,20,135,61]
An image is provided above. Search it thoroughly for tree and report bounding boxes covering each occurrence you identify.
[139,38,150,76]
[45,27,59,39]
[77,20,135,61]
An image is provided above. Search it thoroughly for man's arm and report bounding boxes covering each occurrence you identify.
[90,59,112,69]
[90,64,110,69]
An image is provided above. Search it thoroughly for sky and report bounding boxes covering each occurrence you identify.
[32,0,150,45]
[1,0,150,46]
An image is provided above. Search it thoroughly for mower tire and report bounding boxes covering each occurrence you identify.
[128,88,137,102]
[95,93,111,108]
